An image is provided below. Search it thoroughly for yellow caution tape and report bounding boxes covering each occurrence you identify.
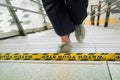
[0,53,120,61]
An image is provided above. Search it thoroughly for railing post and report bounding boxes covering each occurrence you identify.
[37,0,48,30]
[90,5,95,25]
[5,0,25,36]
[97,1,102,26]
[104,2,111,27]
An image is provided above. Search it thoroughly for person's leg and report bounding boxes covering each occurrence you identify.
[66,0,88,26]
[42,0,75,43]
[66,0,88,42]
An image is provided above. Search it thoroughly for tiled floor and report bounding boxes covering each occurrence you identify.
[1,25,120,53]
[0,1,120,80]
[0,61,114,80]
[108,62,120,80]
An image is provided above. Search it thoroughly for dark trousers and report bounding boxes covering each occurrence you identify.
[42,0,88,36]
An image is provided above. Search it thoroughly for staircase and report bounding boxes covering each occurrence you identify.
[0,25,120,53]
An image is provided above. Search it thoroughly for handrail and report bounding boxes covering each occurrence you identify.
[90,0,120,27]
[30,0,38,4]
[91,5,116,18]
[1,0,118,20]
[90,0,120,18]
[0,0,51,39]
[0,2,46,15]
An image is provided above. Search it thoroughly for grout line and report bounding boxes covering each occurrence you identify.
[94,45,97,53]
[106,61,113,80]
[0,60,106,64]
[94,40,97,53]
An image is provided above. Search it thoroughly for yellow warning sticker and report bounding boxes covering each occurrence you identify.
[0,53,120,61]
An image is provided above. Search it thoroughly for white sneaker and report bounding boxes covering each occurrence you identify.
[75,24,85,43]
[57,43,72,53]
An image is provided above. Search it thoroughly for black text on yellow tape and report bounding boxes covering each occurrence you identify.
[0,53,120,61]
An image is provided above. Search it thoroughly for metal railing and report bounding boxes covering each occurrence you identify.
[0,2,44,14]
[90,0,120,27]
[0,0,49,38]
[0,0,120,39]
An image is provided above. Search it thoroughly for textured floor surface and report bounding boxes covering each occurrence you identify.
[0,0,120,80]
[0,61,120,80]
[0,25,120,80]
[0,25,120,53]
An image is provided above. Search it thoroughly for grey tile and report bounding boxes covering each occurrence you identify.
[71,48,96,53]
[0,61,111,80]
[0,12,120,55]
[71,43,95,48]
[26,43,59,49]
[94,41,120,43]
[24,49,57,53]
[27,38,61,43]
[108,62,120,80]
[2,39,29,43]
[0,44,28,49]
[0,49,25,53]
[95,43,120,48]
[96,48,120,53]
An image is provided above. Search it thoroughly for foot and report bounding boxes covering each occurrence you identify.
[61,34,71,43]
[75,24,85,43]
[57,43,72,53]
[57,34,71,53]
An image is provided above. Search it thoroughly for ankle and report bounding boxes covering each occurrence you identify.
[61,35,71,43]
